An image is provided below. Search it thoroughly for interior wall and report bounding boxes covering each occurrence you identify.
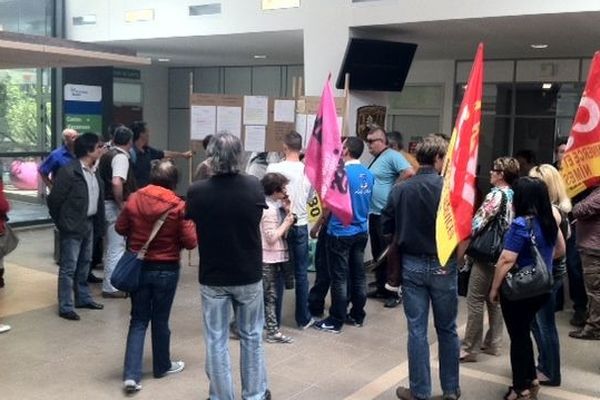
[139,65,169,150]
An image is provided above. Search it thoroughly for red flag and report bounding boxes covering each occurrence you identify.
[561,52,600,197]
[436,43,484,265]
[304,77,353,226]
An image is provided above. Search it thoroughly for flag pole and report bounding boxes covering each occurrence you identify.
[342,73,350,137]
[188,71,194,267]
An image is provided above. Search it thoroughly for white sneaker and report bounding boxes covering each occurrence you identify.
[0,324,10,333]
[166,360,185,375]
[123,379,142,393]
[300,317,316,330]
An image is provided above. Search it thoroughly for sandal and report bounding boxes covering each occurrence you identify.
[503,386,531,400]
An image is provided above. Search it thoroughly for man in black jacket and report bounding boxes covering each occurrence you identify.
[48,133,105,321]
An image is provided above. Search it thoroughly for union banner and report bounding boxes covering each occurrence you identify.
[436,44,484,265]
[561,52,600,197]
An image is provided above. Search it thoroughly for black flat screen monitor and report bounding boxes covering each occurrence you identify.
[336,38,417,92]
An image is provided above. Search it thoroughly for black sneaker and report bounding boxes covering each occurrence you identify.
[314,318,341,334]
[345,314,364,327]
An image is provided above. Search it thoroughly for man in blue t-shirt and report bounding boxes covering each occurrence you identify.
[38,128,78,190]
[366,127,414,307]
[314,137,374,334]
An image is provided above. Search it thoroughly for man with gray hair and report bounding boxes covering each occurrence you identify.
[186,133,270,400]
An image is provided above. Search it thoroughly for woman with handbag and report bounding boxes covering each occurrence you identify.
[489,177,565,400]
[116,160,197,394]
[460,157,519,362]
[528,164,571,387]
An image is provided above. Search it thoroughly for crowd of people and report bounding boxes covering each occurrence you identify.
[0,122,598,400]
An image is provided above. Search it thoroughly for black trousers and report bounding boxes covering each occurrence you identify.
[368,214,388,291]
[308,229,330,317]
[501,292,550,391]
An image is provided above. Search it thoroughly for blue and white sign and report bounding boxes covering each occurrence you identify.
[64,84,102,102]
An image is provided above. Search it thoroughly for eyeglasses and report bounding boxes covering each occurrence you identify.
[366,138,383,144]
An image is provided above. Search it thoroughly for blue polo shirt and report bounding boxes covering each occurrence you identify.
[38,145,75,177]
[369,148,410,215]
[328,160,374,237]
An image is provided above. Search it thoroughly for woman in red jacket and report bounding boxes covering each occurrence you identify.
[0,180,10,334]
[116,160,197,394]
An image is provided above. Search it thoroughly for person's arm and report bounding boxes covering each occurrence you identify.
[47,167,72,221]
[471,190,502,235]
[381,185,400,237]
[0,182,10,216]
[572,187,600,220]
[489,249,519,303]
[262,208,295,245]
[179,208,198,250]
[392,151,415,183]
[552,207,566,260]
[38,155,57,190]
[112,177,125,209]
[310,208,330,238]
[115,198,131,236]
[164,150,193,159]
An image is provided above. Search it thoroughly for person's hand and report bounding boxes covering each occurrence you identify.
[284,213,295,227]
[310,224,320,239]
[182,150,193,159]
[489,287,499,304]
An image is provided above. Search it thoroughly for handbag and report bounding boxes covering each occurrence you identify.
[110,209,171,292]
[0,223,19,257]
[466,191,508,264]
[501,218,554,301]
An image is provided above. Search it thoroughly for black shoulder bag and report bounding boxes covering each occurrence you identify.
[465,191,508,264]
[501,218,554,301]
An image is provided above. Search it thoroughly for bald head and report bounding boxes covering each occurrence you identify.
[150,159,179,190]
[62,128,79,150]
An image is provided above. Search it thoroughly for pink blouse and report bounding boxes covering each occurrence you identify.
[260,198,290,264]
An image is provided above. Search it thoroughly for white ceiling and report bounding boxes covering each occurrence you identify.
[353,12,600,61]
[101,11,600,67]
[104,30,304,67]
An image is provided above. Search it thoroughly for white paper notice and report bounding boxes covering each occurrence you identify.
[295,114,307,146]
[244,126,266,152]
[273,100,296,123]
[190,105,216,140]
[217,106,242,138]
[243,96,269,125]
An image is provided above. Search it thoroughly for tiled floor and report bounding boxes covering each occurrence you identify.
[1,227,599,399]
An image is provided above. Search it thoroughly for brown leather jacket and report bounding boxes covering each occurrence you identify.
[573,186,600,254]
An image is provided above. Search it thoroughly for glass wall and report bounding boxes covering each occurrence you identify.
[0,0,56,224]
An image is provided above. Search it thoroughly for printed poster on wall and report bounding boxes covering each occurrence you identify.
[243,96,268,125]
[190,105,216,140]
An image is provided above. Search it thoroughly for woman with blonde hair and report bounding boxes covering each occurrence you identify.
[528,164,571,387]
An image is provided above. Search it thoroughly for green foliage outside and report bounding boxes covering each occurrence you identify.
[0,75,51,153]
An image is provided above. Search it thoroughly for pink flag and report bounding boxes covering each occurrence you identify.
[304,77,353,226]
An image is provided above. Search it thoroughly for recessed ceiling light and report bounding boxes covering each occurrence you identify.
[157,58,170,62]
[542,83,553,90]
[253,55,267,59]
[530,44,549,49]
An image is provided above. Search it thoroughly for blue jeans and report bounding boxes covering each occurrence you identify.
[58,219,94,313]
[531,279,562,385]
[201,281,268,400]
[402,255,460,399]
[328,233,368,326]
[284,225,312,326]
[123,266,179,382]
